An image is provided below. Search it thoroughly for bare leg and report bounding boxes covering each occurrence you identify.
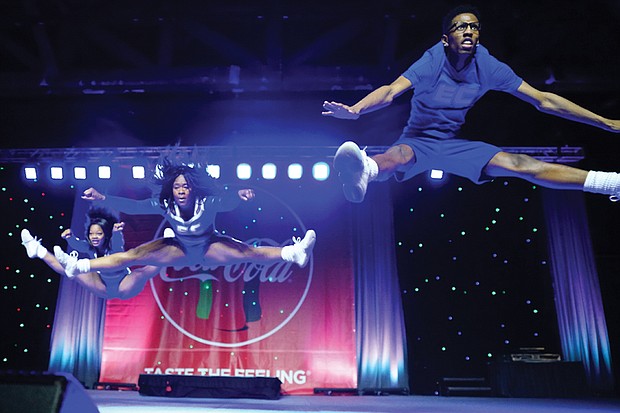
[57,231,316,277]
[54,239,187,279]
[115,266,162,300]
[484,152,587,190]
[204,239,283,266]
[334,142,416,202]
[204,230,316,268]
[73,273,109,298]
[373,144,416,181]
[84,239,186,271]
[39,251,111,297]
[39,251,66,276]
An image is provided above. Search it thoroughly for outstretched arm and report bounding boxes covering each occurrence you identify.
[322,76,413,119]
[81,187,161,215]
[511,81,620,133]
[208,188,255,212]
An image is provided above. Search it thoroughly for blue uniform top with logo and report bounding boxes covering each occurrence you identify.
[394,42,523,183]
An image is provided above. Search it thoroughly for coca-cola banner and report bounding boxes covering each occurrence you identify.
[98,184,356,394]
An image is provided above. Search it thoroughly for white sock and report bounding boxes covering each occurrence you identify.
[76,259,91,273]
[367,157,379,182]
[583,171,620,195]
[281,245,295,262]
[36,245,48,260]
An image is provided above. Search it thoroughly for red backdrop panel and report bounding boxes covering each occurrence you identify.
[99,185,356,394]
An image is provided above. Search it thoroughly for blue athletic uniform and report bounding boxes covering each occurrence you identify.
[66,231,128,282]
[394,41,523,182]
[100,189,242,265]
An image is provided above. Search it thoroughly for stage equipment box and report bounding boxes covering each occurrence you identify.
[138,374,282,400]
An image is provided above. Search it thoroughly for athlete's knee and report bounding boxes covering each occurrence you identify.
[494,153,541,173]
[386,144,415,165]
[376,144,415,179]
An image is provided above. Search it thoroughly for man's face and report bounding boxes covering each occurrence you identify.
[442,13,480,55]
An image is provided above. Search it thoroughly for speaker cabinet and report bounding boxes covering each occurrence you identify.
[138,374,282,400]
[0,371,99,413]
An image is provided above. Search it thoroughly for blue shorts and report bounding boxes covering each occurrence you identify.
[392,136,502,184]
[174,231,244,265]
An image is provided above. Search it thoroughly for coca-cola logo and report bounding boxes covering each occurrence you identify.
[148,187,313,348]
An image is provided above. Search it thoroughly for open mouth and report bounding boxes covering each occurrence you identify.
[459,39,476,51]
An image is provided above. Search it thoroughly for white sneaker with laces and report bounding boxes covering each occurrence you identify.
[21,229,45,259]
[54,246,79,279]
[333,141,376,203]
[283,230,316,268]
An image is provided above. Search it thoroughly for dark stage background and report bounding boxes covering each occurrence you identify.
[1,0,619,396]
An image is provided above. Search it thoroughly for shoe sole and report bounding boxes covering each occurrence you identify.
[298,230,317,268]
[334,142,364,180]
[21,229,39,258]
[334,142,366,202]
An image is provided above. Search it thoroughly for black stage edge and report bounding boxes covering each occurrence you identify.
[314,387,359,395]
[313,387,410,396]
[138,374,282,400]
[0,370,99,413]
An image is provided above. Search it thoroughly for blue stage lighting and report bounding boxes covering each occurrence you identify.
[287,163,303,180]
[430,169,444,180]
[24,167,37,180]
[312,162,330,181]
[262,163,277,180]
[132,165,145,179]
[74,166,87,180]
[98,165,111,179]
[237,163,252,180]
[50,166,63,180]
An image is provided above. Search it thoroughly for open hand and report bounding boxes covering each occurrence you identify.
[322,101,360,120]
[605,119,620,133]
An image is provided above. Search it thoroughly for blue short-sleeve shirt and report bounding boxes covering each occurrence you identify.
[401,42,523,140]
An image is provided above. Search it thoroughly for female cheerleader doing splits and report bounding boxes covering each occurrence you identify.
[54,155,316,278]
[21,207,165,299]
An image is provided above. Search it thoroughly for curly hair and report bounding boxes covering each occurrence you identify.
[442,4,481,34]
[85,206,119,252]
[151,146,220,213]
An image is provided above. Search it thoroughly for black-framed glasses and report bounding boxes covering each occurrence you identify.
[448,22,481,33]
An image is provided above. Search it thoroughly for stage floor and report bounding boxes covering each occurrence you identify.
[89,390,620,413]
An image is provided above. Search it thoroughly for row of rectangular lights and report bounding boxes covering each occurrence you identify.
[23,162,332,182]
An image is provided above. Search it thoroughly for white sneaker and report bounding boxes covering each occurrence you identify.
[333,141,375,203]
[21,229,43,259]
[54,246,79,279]
[610,193,619,202]
[289,230,316,268]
